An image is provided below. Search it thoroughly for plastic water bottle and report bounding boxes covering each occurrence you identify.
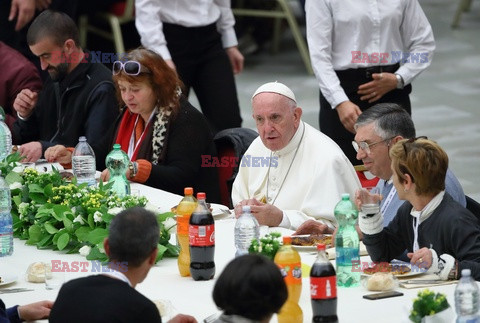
[234,205,259,257]
[105,144,130,198]
[455,269,480,323]
[72,136,96,186]
[334,193,360,287]
[0,172,13,256]
[0,114,12,162]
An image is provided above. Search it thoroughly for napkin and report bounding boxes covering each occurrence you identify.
[398,274,457,289]
[325,241,368,260]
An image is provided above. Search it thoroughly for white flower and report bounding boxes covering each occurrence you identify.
[76,193,82,198]
[79,245,91,257]
[71,206,77,215]
[9,182,22,190]
[144,202,159,214]
[93,211,103,223]
[108,207,123,215]
[98,245,105,254]
[162,217,177,234]
[73,215,85,225]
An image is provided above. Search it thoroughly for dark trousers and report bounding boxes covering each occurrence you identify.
[163,23,242,134]
[319,64,412,165]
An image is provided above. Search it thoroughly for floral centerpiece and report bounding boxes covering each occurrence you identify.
[248,232,282,260]
[409,289,452,323]
[1,153,178,263]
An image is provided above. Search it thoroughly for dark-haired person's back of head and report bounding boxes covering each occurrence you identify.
[49,207,162,323]
[213,254,287,322]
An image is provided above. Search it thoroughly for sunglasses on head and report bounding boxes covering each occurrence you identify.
[112,60,150,76]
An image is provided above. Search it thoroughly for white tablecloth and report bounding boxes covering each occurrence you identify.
[0,182,462,322]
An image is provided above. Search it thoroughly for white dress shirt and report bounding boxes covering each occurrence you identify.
[135,0,238,60]
[305,0,435,108]
[232,122,361,230]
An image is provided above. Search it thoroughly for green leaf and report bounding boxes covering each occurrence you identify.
[5,171,23,185]
[37,234,53,248]
[87,213,94,228]
[44,222,59,234]
[44,184,54,197]
[86,246,108,262]
[29,193,48,204]
[26,224,42,244]
[156,212,175,223]
[28,183,45,193]
[57,232,70,250]
[63,217,73,231]
[155,244,168,262]
[75,226,92,242]
[85,228,108,245]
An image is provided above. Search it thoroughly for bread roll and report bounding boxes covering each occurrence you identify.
[366,272,396,291]
[26,262,47,283]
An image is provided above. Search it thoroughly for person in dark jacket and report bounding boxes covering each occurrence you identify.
[12,10,118,162]
[45,48,221,203]
[359,138,480,280]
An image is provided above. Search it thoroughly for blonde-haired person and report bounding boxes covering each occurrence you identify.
[359,138,480,280]
[45,48,220,202]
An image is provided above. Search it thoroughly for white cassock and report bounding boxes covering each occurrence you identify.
[232,121,361,230]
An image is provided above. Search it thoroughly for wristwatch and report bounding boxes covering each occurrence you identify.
[395,73,405,89]
[128,162,138,179]
[448,260,458,280]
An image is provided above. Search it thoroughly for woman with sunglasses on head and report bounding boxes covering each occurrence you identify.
[45,48,221,202]
[359,138,480,280]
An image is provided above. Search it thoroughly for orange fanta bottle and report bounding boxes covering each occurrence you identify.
[274,236,303,323]
[177,187,197,276]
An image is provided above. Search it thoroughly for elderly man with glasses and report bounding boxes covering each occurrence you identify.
[12,10,118,163]
[353,103,465,226]
[295,103,465,235]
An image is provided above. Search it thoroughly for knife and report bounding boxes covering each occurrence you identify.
[0,288,34,294]
[403,279,442,284]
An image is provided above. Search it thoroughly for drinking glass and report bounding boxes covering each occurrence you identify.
[43,262,65,290]
[358,187,382,215]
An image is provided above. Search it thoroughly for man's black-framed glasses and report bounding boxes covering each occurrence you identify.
[112,60,150,76]
[352,137,395,154]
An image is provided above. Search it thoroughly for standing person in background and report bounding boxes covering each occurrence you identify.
[0,41,42,135]
[305,0,435,165]
[135,0,243,133]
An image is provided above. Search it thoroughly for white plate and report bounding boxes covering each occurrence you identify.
[292,245,317,252]
[0,273,18,286]
[362,261,427,278]
[210,203,232,218]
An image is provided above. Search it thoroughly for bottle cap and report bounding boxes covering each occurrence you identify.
[184,187,193,195]
[283,236,291,245]
[79,136,86,141]
[342,193,350,199]
[242,205,251,213]
[317,244,326,251]
[461,268,471,277]
[113,143,121,150]
[197,192,206,200]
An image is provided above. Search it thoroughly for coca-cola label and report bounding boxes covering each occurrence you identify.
[189,224,215,247]
[277,262,302,285]
[177,216,190,235]
[310,276,337,299]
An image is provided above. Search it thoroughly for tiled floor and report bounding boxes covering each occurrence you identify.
[205,0,480,201]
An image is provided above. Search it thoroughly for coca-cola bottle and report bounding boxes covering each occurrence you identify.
[310,244,338,323]
[188,192,215,281]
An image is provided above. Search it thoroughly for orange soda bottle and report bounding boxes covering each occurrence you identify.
[176,187,197,276]
[274,236,303,323]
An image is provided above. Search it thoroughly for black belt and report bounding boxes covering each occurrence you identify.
[336,63,400,81]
